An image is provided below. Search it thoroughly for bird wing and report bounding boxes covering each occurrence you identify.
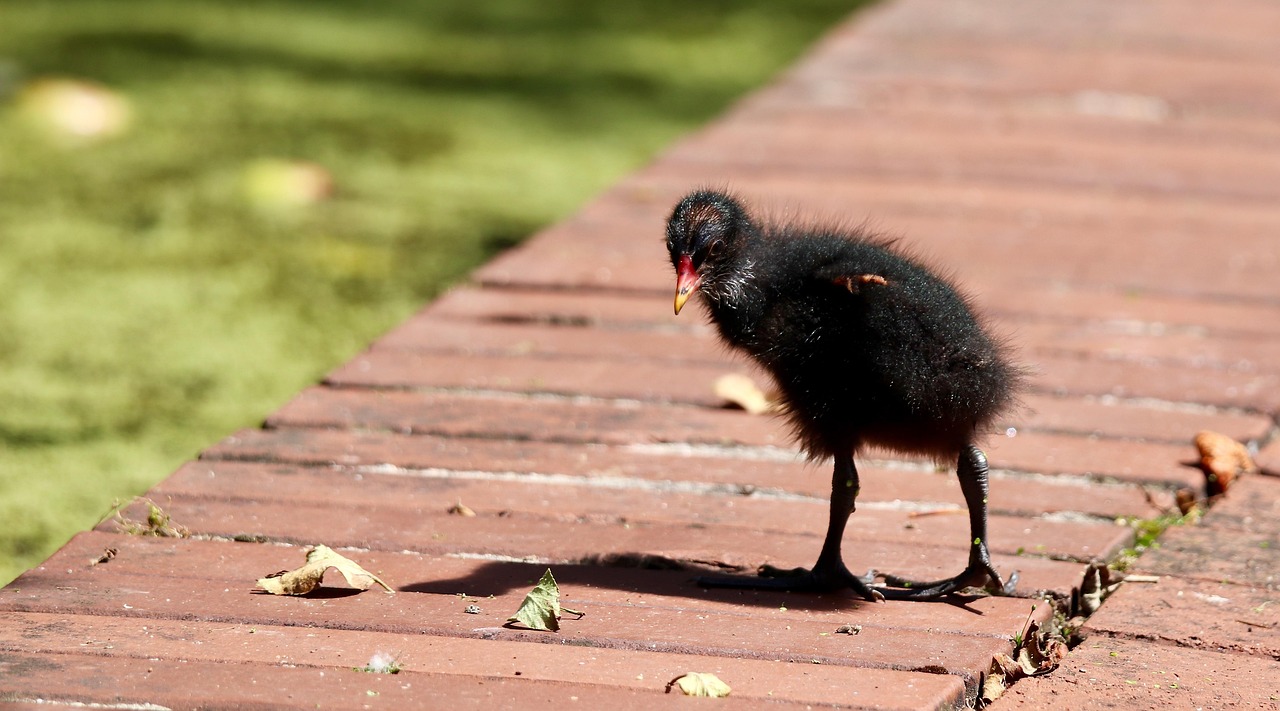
[830,273,889,294]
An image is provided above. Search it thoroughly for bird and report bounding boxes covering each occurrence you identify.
[665,189,1021,601]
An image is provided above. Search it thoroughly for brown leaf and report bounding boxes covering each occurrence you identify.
[447,500,476,517]
[1019,619,1068,676]
[666,672,731,697]
[981,668,1008,704]
[1194,430,1254,496]
[714,373,776,415]
[1074,562,1123,616]
[256,545,394,595]
[1174,488,1199,516]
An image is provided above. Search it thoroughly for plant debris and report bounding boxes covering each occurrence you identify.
[666,672,731,697]
[1174,488,1199,516]
[1074,562,1124,617]
[447,500,476,517]
[981,609,1068,705]
[1194,430,1254,497]
[713,373,776,415]
[835,624,862,635]
[105,498,189,538]
[356,651,402,674]
[256,545,394,596]
[506,569,584,632]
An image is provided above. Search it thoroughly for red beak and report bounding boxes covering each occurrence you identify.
[674,254,701,315]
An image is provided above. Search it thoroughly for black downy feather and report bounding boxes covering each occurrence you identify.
[666,190,1021,461]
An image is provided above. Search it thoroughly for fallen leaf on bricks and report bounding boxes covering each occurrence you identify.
[506,569,566,631]
[981,669,1008,704]
[1194,430,1254,496]
[666,672,731,697]
[1174,488,1199,516]
[257,545,394,595]
[714,373,776,415]
[1017,619,1068,675]
[1073,561,1123,617]
[982,618,1067,704]
[447,500,476,517]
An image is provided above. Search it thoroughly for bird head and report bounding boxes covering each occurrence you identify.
[665,190,751,315]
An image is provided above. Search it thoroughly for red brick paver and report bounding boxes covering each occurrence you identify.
[3,0,1279,708]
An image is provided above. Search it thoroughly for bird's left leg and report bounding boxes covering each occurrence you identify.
[696,449,885,602]
[874,444,1018,599]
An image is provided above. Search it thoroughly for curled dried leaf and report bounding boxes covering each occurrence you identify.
[981,665,1008,704]
[447,500,476,517]
[714,373,776,415]
[256,545,394,596]
[1194,430,1254,496]
[666,672,731,697]
[1174,488,1199,516]
[983,618,1068,704]
[1074,562,1123,617]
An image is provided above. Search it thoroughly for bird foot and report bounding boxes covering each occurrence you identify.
[696,562,885,602]
[697,561,1019,602]
[873,564,1019,600]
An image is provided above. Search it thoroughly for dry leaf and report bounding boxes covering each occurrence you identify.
[714,373,775,415]
[981,663,1008,704]
[1074,562,1122,616]
[256,545,394,595]
[447,500,476,517]
[666,672,731,697]
[1175,488,1199,516]
[983,618,1067,704]
[506,569,562,631]
[1194,431,1254,496]
[1015,620,1067,676]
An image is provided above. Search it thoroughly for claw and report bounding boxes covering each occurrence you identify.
[697,561,885,602]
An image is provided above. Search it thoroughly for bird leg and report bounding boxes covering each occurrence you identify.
[696,450,886,602]
[873,444,1019,599]
[696,445,1017,602]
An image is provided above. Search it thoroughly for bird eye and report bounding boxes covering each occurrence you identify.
[707,239,725,257]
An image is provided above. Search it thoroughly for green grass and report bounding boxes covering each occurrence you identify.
[0,0,868,584]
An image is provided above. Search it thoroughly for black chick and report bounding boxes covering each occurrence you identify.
[666,190,1020,601]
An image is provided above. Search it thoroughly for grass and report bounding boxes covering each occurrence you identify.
[0,0,867,584]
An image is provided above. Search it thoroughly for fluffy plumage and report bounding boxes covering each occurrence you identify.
[666,189,1020,601]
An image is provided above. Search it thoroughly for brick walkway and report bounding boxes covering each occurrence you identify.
[4,0,1279,708]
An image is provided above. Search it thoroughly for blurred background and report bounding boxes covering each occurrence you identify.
[0,0,867,584]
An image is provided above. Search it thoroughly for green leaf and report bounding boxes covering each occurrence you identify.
[506,569,562,631]
[667,672,731,697]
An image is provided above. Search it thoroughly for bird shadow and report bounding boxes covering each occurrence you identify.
[399,554,994,616]
[250,587,365,599]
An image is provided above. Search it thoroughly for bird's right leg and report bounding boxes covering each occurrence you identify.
[873,444,1018,599]
[696,449,885,602]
